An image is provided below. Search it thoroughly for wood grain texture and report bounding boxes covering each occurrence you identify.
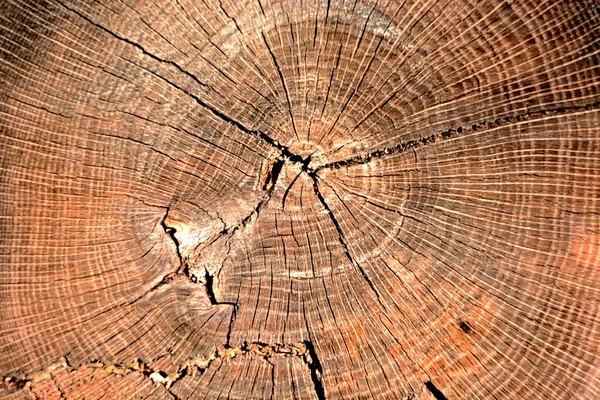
[1,0,599,398]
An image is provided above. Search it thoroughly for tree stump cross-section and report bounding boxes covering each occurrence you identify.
[1,0,599,398]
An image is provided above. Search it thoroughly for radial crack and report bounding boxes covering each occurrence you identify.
[310,174,384,305]
[261,32,300,141]
[56,0,207,90]
[317,100,600,171]
[156,209,237,316]
[56,0,309,167]
[143,207,187,294]
[303,340,326,400]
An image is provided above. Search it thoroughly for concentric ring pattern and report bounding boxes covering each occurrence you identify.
[1,0,599,398]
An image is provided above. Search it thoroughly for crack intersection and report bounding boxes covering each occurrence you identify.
[42,8,600,400]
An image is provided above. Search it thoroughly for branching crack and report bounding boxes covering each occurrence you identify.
[145,193,270,308]
[146,207,186,294]
[52,1,600,178]
[2,343,325,397]
[40,9,599,400]
[261,32,300,141]
[56,0,312,169]
[240,198,269,227]
[56,0,206,90]
[1,358,67,391]
[1,358,179,394]
[160,208,184,273]
[155,210,236,315]
[178,340,325,398]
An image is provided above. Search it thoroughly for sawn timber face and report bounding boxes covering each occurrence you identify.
[1,0,600,399]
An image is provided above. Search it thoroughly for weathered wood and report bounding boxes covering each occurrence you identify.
[1,0,599,398]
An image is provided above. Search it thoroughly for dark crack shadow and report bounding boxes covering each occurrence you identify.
[303,340,326,400]
[425,381,449,400]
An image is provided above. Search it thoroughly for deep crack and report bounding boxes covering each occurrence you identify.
[303,340,326,400]
[1,343,326,396]
[225,302,238,347]
[203,268,218,305]
[57,0,309,168]
[196,342,323,381]
[48,9,600,400]
[159,209,236,314]
[261,157,285,194]
[146,207,186,293]
[424,380,449,400]
[54,1,600,177]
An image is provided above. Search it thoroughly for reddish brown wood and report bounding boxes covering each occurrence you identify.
[1,0,599,398]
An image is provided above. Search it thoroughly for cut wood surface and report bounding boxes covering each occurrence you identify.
[1,0,599,398]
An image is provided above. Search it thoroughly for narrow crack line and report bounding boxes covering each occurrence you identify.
[217,0,244,35]
[50,374,66,400]
[198,160,290,248]
[152,197,262,304]
[261,32,300,141]
[309,174,383,304]
[144,206,187,294]
[121,198,199,299]
[168,390,182,400]
[241,196,270,227]
[316,100,600,172]
[225,303,238,348]
[56,0,206,90]
[57,0,310,167]
[183,197,274,311]
[160,207,184,274]
[267,358,276,400]
[282,170,303,211]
